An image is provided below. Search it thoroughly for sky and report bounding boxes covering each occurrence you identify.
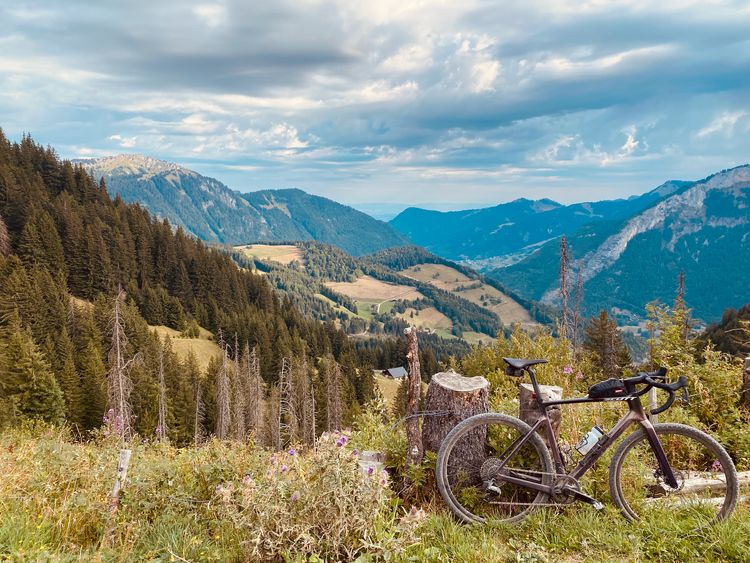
[2,0,750,216]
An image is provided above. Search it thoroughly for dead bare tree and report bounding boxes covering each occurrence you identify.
[215,330,231,440]
[325,357,343,432]
[106,286,141,442]
[231,333,246,441]
[157,345,167,443]
[571,265,584,355]
[194,379,205,447]
[559,235,571,340]
[242,344,265,442]
[267,384,281,450]
[405,326,423,468]
[297,358,316,445]
[278,357,299,446]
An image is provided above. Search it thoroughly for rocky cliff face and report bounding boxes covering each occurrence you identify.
[492,165,750,322]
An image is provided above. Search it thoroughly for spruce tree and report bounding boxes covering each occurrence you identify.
[584,310,631,378]
[0,316,65,425]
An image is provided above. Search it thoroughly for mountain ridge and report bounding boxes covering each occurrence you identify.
[78,155,409,256]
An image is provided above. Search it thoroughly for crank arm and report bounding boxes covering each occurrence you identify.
[562,486,604,510]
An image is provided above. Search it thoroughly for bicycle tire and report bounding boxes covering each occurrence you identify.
[609,423,739,525]
[436,412,554,524]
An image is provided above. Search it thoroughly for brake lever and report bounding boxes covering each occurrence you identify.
[680,386,690,405]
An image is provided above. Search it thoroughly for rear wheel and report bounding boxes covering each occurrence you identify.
[436,413,554,524]
[610,423,738,528]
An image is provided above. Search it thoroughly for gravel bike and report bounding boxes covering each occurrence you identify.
[436,358,739,527]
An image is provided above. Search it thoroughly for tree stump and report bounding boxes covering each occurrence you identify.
[422,370,489,482]
[519,383,563,447]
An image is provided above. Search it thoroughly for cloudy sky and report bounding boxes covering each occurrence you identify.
[2,0,749,216]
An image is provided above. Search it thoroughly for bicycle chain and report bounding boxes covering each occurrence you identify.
[479,466,586,507]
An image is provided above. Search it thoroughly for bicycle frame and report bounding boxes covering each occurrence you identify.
[496,367,679,496]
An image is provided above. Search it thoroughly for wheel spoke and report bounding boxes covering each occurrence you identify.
[612,424,737,527]
[436,413,553,524]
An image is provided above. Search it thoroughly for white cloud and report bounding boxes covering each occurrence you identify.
[192,3,227,27]
[695,111,747,138]
[108,134,137,148]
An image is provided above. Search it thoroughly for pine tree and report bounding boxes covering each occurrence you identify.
[584,310,631,378]
[0,213,10,258]
[0,316,65,425]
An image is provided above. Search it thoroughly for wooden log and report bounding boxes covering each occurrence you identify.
[742,358,750,410]
[519,383,563,447]
[422,370,489,482]
[404,327,423,468]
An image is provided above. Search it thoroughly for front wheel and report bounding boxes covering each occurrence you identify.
[609,423,739,527]
[436,413,554,524]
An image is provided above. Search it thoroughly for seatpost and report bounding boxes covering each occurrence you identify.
[527,367,545,408]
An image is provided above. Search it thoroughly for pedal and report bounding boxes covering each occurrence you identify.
[563,486,604,510]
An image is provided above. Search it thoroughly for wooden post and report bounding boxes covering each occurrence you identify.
[404,327,423,468]
[103,448,132,547]
[422,370,489,454]
[519,383,563,447]
[742,358,750,410]
[109,449,132,515]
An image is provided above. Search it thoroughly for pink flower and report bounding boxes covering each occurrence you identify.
[351,448,359,457]
[281,465,289,473]
[290,490,300,502]
[563,365,574,375]
[367,467,374,475]
[287,448,296,456]
[576,371,584,381]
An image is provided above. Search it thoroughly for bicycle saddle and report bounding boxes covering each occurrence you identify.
[502,357,548,369]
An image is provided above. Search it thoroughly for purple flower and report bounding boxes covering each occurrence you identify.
[281,465,289,473]
[287,448,296,456]
[367,467,374,475]
[336,438,345,447]
[290,490,300,502]
[242,474,253,485]
[563,365,574,375]
[711,459,723,472]
[351,448,359,457]
[269,454,277,464]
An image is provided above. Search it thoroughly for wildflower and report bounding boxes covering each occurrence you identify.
[290,490,301,502]
[281,464,289,473]
[367,466,374,475]
[336,435,348,447]
[576,371,584,381]
[242,473,254,486]
[351,448,359,457]
[401,506,427,525]
[563,365,574,375]
[269,454,277,464]
[287,448,296,456]
[711,459,723,472]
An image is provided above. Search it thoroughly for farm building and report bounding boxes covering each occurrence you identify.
[384,367,407,379]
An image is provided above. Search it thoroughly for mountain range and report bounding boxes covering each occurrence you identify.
[388,167,750,323]
[78,155,408,256]
[389,180,691,267]
[80,154,749,324]
[488,166,750,323]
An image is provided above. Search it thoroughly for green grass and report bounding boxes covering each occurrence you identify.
[1,426,748,562]
[406,504,750,562]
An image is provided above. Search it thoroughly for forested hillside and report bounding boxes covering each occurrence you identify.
[0,131,431,444]
[81,155,409,255]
